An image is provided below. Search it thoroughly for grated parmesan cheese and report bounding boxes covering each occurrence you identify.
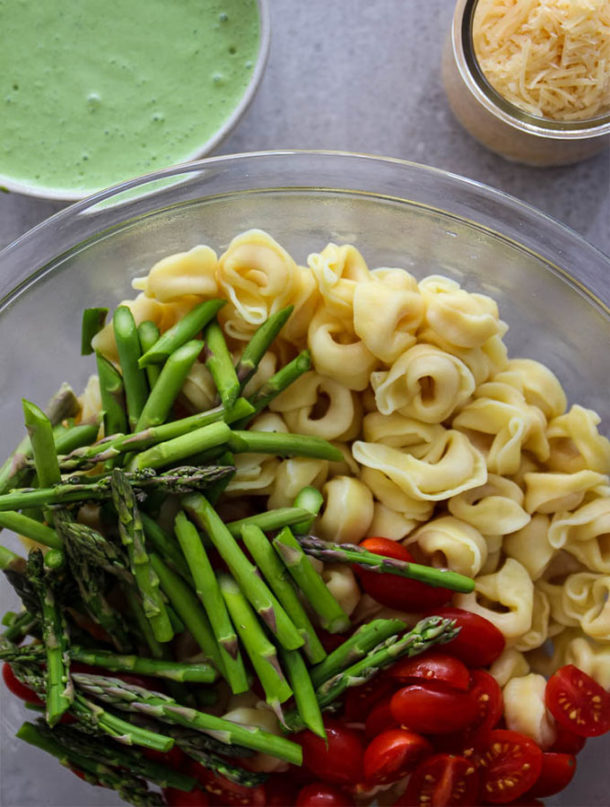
[473,0,610,120]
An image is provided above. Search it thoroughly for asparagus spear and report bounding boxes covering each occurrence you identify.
[0,545,39,614]
[284,617,460,731]
[241,524,326,664]
[1,609,38,643]
[228,430,343,462]
[0,641,216,683]
[23,399,61,489]
[149,552,225,674]
[235,306,294,388]
[140,513,192,582]
[316,617,459,705]
[135,339,203,432]
[146,723,256,760]
[130,421,232,470]
[280,648,326,739]
[113,306,149,431]
[174,512,248,694]
[16,721,167,807]
[137,321,162,389]
[309,618,407,688]
[57,519,131,582]
[138,299,226,367]
[11,661,174,752]
[296,535,475,594]
[24,720,197,792]
[53,421,101,456]
[96,352,129,437]
[26,550,73,726]
[0,511,62,549]
[179,739,267,787]
[204,319,241,410]
[225,506,314,538]
[0,465,233,511]
[72,646,217,683]
[273,527,350,634]
[292,486,324,534]
[72,672,302,764]
[57,398,253,470]
[182,494,304,651]
[55,514,133,652]
[240,349,312,423]
[219,573,292,719]
[0,383,80,495]
[81,307,109,355]
[111,470,173,643]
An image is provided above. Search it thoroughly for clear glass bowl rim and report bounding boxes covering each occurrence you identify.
[0,149,608,314]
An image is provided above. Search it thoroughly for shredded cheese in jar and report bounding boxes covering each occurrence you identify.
[473,0,610,120]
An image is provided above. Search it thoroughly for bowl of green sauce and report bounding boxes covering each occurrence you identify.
[0,0,270,200]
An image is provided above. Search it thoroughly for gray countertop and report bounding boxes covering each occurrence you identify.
[1,0,609,259]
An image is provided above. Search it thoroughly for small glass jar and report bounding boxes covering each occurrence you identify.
[442,0,610,166]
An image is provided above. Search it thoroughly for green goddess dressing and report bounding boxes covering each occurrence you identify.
[0,0,261,196]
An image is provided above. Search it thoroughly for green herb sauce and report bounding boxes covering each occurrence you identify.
[0,0,261,196]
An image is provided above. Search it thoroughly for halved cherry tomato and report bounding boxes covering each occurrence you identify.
[295,782,352,806]
[548,724,587,755]
[363,728,432,785]
[2,662,43,704]
[545,664,610,738]
[187,764,266,806]
[296,718,364,786]
[162,787,209,807]
[357,538,452,611]
[388,651,471,692]
[364,694,399,738]
[342,673,396,723]
[468,669,503,732]
[396,753,480,806]
[425,608,506,667]
[526,752,577,798]
[391,683,479,734]
[477,729,543,804]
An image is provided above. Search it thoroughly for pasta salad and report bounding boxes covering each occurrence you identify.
[1,228,609,807]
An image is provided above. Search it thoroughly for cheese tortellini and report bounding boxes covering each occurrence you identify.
[122,229,610,690]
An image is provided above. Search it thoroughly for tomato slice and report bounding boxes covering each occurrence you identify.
[391,682,479,734]
[526,752,577,798]
[296,718,365,786]
[363,728,432,785]
[545,664,610,738]
[388,651,471,691]
[468,669,503,732]
[162,787,209,807]
[425,608,505,667]
[2,662,43,704]
[295,782,352,806]
[477,729,543,804]
[396,753,480,806]
[364,694,399,738]
[357,537,453,611]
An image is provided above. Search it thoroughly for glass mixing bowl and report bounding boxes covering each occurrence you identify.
[0,151,608,806]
